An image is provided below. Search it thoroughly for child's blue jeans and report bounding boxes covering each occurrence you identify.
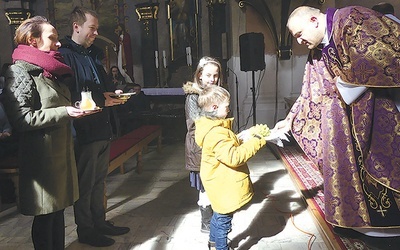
[209,211,233,250]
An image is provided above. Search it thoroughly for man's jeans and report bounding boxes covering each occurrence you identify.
[209,211,233,250]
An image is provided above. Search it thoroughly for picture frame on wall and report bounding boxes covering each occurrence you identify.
[166,0,200,87]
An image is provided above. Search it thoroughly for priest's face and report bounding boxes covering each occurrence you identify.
[288,15,324,49]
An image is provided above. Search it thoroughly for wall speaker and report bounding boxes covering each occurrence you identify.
[239,32,265,72]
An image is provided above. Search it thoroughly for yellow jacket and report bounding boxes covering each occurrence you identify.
[195,117,266,214]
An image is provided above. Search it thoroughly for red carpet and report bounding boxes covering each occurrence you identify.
[278,144,371,250]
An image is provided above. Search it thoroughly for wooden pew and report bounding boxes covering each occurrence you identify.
[104,125,162,208]
[108,125,162,174]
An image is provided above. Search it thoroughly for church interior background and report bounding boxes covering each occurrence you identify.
[0,0,399,131]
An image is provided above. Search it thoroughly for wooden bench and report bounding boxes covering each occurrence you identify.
[108,124,162,174]
[105,125,162,208]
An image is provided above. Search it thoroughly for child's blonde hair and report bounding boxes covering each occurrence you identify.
[194,56,223,88]
[198,85,230,118]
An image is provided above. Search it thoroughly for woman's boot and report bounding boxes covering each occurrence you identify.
[200,205,213,233]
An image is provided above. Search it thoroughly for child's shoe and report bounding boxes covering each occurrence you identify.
[208,241,216,250]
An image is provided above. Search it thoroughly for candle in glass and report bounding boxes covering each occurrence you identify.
[162,50,167,68]
[155,50,159,68]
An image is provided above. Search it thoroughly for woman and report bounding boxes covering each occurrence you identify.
[182,56,223,233]
[3,16,88,249]
[108,65,127,91]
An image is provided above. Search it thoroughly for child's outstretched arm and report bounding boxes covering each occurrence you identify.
[211,127,266,168]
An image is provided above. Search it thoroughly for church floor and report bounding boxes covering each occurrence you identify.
[1,140,332,249]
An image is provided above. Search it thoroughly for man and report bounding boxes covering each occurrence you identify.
[127,84,151,110]
[59,7,129,247]
[276,5,400,242]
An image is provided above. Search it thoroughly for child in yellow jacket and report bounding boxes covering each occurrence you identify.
[195,85,267,250]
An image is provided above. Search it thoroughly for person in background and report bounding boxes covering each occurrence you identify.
[2,16,88,249]
[116,24,135,84]
[0,63,17,205]
[0,66,11,150]
[108,65,126,91]
[0,101,18,205]
[0,102,12,158]
[0,63,12,92]
[126,83,150,114]
[195,84,266,250]
[59,6,129,247]
[118,83,150,134]
[182,56,223,233]
[276,5,400,247]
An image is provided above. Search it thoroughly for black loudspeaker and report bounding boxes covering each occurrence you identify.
[239,32,265,72]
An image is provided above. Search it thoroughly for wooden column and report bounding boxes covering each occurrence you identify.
[135,3,160,87]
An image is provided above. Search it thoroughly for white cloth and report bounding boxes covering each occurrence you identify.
[237,128,289,147]
[118,33,134,83]
[335,76,367,105]
[336,76,400,110]
[237,129,252,142]
[265,129,290,147]
[355,227,400,237]
[393,89,400,112]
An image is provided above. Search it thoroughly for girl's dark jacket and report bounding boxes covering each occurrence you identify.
[183,81,202,171]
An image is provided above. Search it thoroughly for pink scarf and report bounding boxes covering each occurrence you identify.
[12,45,73,79]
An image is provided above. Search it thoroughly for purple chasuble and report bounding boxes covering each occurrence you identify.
[289,6,400,228]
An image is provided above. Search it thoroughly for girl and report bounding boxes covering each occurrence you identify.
[182,56,223,233]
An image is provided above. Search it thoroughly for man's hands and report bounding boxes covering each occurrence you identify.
[104,91,126,107]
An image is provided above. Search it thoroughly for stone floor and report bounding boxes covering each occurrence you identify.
[0,140,329,250]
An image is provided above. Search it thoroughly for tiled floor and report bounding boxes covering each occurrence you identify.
[0,140,329,250]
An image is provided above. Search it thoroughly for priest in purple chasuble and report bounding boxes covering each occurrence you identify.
[277,5,400,236]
